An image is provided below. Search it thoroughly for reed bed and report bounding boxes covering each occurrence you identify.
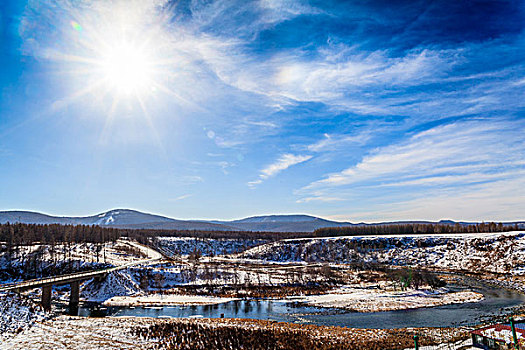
[132,318,469,350]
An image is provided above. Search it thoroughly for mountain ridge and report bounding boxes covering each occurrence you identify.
[0,209,523,233]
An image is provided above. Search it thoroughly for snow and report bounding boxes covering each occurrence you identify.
[240,231,525,275]
[0,239,161,285]
[1,316,159,350]
[0,292,49,341]
[81,271,142,302]
[157,237,267,256]
[295,287,484,312]
[477,327,523,344]
[2,316,474,350]
[103,294,237,307]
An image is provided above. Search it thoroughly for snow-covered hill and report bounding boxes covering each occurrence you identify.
[2,209,524,232]
[0,209,349,232]
[240,231,525,274]
[0,209,237,231]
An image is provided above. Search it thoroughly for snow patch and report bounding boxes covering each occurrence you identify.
[81,270,142,302]
[0,292,49,340]
[103,294,237,307]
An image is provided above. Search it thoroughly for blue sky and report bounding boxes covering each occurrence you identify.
[1,0,524,222]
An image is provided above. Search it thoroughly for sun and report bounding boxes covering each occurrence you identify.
[55,1,175,105]
[100,42,153,96]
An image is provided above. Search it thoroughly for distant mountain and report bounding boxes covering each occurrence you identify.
[229,214,348,224]
[215,214,354,232]
[0,209,523,232]
[0,211,86,225]
[0,209,237,231]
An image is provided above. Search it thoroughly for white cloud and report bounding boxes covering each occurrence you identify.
[307,131,372,152]
[305,119,524,190]
[170,194,193,201]
[296,196,344,203]
[297,119,525,217]
[350,176,525,222]
[249,153,312,187]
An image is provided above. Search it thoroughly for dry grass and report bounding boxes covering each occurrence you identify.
[132,318,470,350]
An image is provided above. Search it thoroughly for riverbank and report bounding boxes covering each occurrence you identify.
[295,286,484,312]
[103,294,238,307]
[99,286,483,312]
[2,315,471,350]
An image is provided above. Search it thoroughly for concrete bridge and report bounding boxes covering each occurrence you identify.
[0,244,161,315]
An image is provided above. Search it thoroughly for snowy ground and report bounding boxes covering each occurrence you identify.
[1,316,160,350]
[0,292,49,341]
[2,316,474,350]
[239,231,525,275]
[294,286,483,312]
[0,238,161,285]
[103,294,237,307]
[156,237,268,256]
[2,234,521,348]
[0,239,163,341]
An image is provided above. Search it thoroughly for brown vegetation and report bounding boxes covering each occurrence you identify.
[131,318,469,350]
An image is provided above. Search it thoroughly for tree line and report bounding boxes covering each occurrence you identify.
[0,222,121,245]
[313,222,519,236]
[1,221,519,247]
[0,223,121,280]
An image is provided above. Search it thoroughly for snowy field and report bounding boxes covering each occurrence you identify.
[0,292,49,341]
[1,316,475,350]
[0,238,161,285]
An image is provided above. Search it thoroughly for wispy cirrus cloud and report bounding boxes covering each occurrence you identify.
[249,153,312,187]
[169,194,193,201]
[343,176,525,222]
[306,131,372,153]
[298,118,525,206]
[310,119,523,188]
[296,195,344,203]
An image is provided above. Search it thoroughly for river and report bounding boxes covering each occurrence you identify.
[76,280,525,329]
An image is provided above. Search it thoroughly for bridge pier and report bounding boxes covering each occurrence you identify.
[41,285,52,311]
[69,281,80,316]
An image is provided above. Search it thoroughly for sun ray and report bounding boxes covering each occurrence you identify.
[98,97,121,145]
[136,94,166,156]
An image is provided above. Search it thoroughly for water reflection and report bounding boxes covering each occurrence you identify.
[77,283,525,329]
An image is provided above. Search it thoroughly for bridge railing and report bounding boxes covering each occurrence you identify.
[0,255,161,292]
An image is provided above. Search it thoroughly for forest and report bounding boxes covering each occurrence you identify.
[0,223,121,280]
[313,222,518,236]
[0,221,518,245]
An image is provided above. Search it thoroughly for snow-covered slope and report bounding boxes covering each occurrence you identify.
[0,292,49,340]
[240,231,525,274]
[157,237,268,256]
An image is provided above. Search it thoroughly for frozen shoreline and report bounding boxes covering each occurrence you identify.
[100,286,483,312]
[292,287,484,312]
[102,294,238,307]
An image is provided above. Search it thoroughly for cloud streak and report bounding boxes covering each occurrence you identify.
[304,119,524,190]
[249,153,312,187]
[297,118,525,220]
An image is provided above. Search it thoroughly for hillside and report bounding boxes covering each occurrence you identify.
[1,209,523,233]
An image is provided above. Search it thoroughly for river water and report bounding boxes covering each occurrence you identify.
[78,281,525,329]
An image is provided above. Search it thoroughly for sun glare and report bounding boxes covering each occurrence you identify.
[101,43,152,96]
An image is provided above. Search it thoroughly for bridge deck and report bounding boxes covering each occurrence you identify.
[0,256,160,292]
